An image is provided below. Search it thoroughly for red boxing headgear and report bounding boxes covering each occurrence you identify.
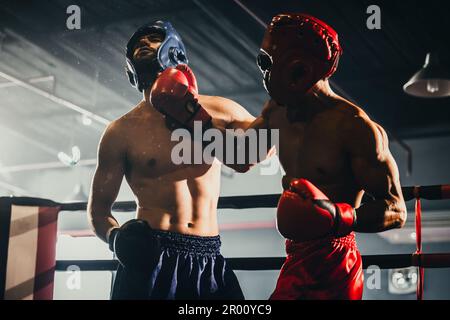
[257,13,343,107]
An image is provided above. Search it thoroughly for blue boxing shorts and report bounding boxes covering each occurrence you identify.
[111,230,244,300]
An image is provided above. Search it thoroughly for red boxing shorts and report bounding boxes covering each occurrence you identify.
[270,232,363,300]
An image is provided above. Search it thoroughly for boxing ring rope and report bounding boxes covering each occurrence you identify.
[54,253,450,272]
[2,184,450,299]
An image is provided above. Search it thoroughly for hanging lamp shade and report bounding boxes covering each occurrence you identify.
[403,53,450,98]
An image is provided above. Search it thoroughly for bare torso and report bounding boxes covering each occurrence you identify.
[119,97,223,236]
[266,97,365,206]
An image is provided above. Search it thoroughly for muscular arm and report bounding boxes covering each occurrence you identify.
[346,117,407,232]
[87,121,126,243]
[202,96,276,172]
[150,66,276,172]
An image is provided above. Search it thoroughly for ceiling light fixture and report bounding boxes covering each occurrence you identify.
[403,53,450,98]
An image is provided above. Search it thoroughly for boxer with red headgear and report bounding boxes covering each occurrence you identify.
[250,13,406,299]
[118,13,407,300]
[258,13,342,108]
[150,14,407,300]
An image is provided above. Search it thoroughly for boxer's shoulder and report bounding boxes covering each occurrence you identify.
[329,98,367,118]
[312,98,363,131]
[98,118,128,158]
[113,101,165,129]
[100,103,155,147]
[330,99,372,130]
[339,111,388,159]
[325,99,387,155]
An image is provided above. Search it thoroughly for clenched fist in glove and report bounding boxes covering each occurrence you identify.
[108,219,161,272]
[277,178,357,242]
[150,64,212,132]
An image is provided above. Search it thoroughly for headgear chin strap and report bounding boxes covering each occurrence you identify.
[257,13,343,107]
[126,20,188,92]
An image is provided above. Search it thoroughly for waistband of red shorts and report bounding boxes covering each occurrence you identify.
[286,232,357,254]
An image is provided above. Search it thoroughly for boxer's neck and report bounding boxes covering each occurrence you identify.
[310,79,336,99]
[305,79,337,113]
[286,80,337,122]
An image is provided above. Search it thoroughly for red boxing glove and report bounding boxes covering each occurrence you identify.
[150,64,212,131]
[277,178,356,242]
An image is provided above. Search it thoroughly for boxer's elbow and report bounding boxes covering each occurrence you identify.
[89,214,113,243]
[87,211,104,235]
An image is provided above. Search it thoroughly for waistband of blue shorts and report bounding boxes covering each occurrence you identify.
[153,229,221,255]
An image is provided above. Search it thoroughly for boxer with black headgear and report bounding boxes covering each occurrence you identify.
[88,20,258,300]
[125,20,188,92]
[253,13,407,299]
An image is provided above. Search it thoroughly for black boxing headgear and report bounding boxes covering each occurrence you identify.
[126,20,188,92]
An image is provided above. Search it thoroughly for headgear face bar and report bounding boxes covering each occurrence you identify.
[257,13,342,107]
[126,20,188,92]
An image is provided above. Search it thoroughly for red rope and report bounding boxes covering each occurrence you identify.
[414,193,424,300]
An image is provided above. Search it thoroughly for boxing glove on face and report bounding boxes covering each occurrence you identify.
[277,178,356,242]
[109,219,161,272]
[150,64,212,132]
